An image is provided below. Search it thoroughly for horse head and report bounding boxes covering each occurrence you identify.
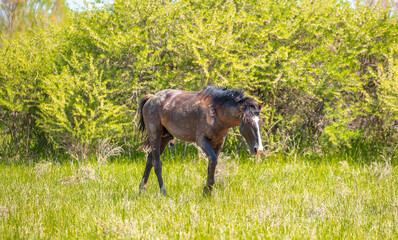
[238,98,264,156]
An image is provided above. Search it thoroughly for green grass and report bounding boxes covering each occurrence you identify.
[0,151,397,239]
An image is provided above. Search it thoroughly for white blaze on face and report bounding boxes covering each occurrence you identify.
[253,116,264,153]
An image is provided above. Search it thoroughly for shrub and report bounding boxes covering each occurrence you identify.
[38,54,126,160]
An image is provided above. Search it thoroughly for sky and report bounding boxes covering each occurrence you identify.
[66,0,114,11]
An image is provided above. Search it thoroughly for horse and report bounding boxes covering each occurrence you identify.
[138,86,264,196]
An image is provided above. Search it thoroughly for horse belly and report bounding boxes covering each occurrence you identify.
[161,108,199,142]
[167,127,197,142]
[161,115,198,142]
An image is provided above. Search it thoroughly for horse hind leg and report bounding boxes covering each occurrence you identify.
[139,133,170,195]
[152,133,172,196]
[139,153,153,191]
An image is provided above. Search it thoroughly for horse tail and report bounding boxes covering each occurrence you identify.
[138,94,153,133]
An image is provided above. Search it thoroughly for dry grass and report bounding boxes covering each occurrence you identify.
[61,166,96,184]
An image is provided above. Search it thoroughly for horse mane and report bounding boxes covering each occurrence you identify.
[199,86,260,120]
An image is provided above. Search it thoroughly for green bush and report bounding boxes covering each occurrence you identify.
[38,54,126,159]
[0,31,56,158]
[0,0,397,161]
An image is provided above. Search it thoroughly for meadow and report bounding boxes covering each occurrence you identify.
[1,146,397,239]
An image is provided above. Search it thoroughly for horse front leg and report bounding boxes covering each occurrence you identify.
[197,137,218,196]
[213,139,225,158]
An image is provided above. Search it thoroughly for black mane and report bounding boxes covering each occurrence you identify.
[199,86,260,118]
[200,86,245,103]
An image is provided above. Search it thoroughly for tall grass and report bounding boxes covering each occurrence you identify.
[0,150,397,239]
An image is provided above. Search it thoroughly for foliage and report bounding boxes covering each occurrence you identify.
[1,0,398,160]
[38,53,126,159]
[0,30,57,158]
[0,0,66,36]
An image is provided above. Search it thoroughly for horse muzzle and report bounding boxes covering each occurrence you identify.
[252,146,263,156]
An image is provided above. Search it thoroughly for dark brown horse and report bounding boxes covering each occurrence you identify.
[138,86,263,195]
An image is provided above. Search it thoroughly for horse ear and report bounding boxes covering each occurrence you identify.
[258,102,264,109]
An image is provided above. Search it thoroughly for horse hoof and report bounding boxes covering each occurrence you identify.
[160,186,168,196]
[203,186,212,196]
[139,179,147,192]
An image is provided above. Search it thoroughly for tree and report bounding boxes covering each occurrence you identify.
[0,0,66,35]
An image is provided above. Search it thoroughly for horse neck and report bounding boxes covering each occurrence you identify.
[214,104,241,128]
